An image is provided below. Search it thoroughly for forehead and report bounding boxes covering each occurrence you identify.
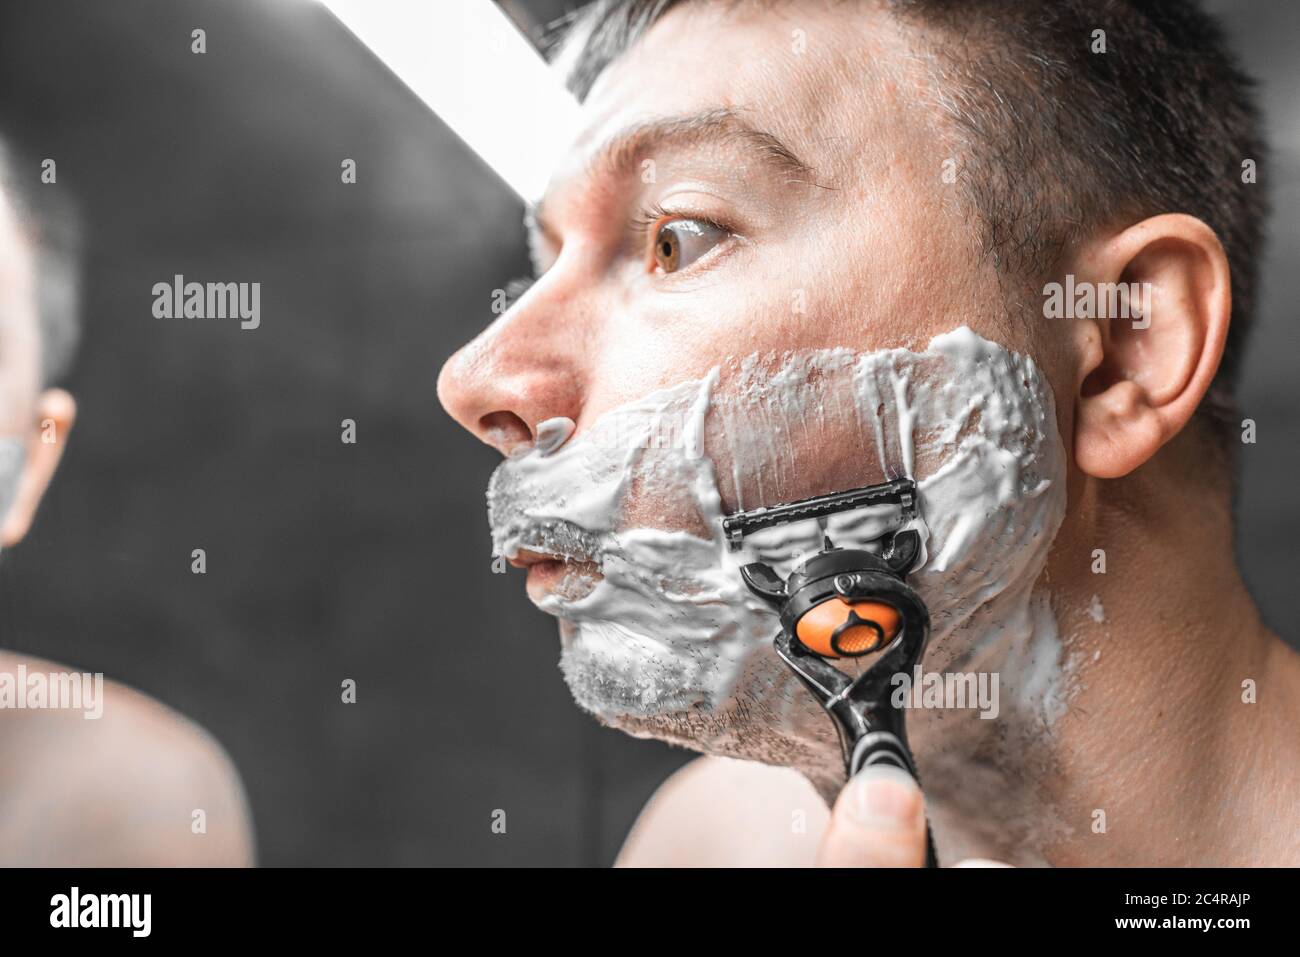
[555,2,927,194]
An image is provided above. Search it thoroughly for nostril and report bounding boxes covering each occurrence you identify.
[479,410,532,456]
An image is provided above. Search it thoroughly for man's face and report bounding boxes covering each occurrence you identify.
[444,1,1063,477]
[439,2,1072,783]
[0,185,76,550]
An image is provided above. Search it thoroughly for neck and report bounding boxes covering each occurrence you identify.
[910,447,1300,866]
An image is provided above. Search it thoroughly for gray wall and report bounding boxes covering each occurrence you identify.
[1204,0,1300,638]
[0,0,1293,866]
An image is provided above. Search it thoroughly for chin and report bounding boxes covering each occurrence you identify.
[555,618,845,789]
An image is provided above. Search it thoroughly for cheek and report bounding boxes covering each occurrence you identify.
[0,308,40,436]
[704,349,896,514]
[701,341,987,516]
[581,235,885,412]
[0,344,39,436]
[583,313,936,520]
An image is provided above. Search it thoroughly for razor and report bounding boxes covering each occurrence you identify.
[724,477,938,867]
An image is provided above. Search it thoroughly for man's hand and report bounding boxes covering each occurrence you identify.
[817,766,1009,868]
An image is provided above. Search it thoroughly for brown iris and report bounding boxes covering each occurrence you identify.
[654,222,681,272]
[651,218,726,274]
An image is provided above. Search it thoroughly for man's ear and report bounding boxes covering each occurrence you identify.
[1071,213,1232,479]
[3,388,76,547]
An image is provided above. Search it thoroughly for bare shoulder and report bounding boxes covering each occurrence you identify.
[615,755,830,867]
[0,651,255,866]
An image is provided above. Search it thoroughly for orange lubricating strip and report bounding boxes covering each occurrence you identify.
[795,599,901,658]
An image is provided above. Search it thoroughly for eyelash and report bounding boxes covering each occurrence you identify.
[629,201,732,269]
[503,204,735,304]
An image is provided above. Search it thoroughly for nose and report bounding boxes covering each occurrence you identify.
[437,280,587,458]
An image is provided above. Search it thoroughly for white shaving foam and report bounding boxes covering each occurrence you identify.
[488,327,1069,808]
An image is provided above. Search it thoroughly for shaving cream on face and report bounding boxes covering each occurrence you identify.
[488,327,1068,795]
[534,416,576,456]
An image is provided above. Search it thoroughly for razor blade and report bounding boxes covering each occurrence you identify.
[722,477,918,550]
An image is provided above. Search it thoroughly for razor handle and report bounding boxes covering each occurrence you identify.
[845,728,939,869]
[743,529,939,866]
[772,622,939,868]
[849,730,915,776]
[850,733,937,869]
[800,624,937,868]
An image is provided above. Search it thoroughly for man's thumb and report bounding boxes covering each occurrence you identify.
[816,764,927,867]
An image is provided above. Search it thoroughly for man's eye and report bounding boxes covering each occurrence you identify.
[652,218,728,273]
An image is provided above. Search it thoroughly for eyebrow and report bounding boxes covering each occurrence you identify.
[525,107,824,259]
[590,106,820,186]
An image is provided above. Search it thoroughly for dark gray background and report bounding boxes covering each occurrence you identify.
[0,0,1293,866]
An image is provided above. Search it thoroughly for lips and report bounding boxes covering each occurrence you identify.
[526,556,603,603]
[504,544,603,603]
[506,547,565,570]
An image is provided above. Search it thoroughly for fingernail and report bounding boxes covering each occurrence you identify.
[846,765,923,830]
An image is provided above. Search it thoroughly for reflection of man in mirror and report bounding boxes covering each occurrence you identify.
[0,139,253,865]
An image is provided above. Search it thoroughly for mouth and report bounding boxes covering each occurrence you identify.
[507,547,603,603]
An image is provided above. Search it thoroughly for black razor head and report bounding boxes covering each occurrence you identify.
[722,478,917,550]
[782,530,922,592]
[743,534,924,656]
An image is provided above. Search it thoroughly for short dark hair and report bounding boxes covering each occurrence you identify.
[0,136,83,386]
[550,0,1269,459]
